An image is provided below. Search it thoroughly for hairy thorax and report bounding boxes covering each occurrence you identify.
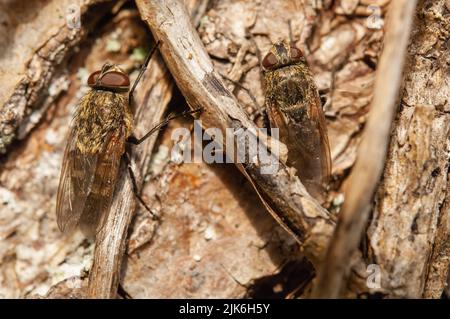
[265,64,319,124]
[74,90,132,153]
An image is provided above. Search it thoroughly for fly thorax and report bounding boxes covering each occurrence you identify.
[269,77,308,112]
[75,90,128,153]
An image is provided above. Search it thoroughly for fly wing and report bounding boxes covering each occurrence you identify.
[78,127,126,237]
[266,94,331,201]
[266,98,290,142]
[56,128,98,233]
[309,95,332,183]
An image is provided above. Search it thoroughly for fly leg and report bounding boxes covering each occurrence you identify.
[245,27,266,91]
[126,108,202,145]
[219,73,268,125]
[123,108,201,218]
[118,283,133,299]
[126,38,202,144]
[128,40,161,106]
[223,27,269,125]
[123,151,158,220]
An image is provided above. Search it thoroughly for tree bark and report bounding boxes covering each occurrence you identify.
[312,0,418,298]
[0,0,448,299]
[366,0,449,298]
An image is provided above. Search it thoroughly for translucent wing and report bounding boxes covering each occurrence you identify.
[56,123,126,236]
[266,99,290,142]
[56,128,98,233]
[309,95,332,183]
[77,127,126,237]
[266,94,331,201]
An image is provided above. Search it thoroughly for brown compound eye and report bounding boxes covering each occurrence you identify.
[87,70,101,87]
[262,52,278,69]
[100,71,130,88]
[88,70,130,91]
[290,46,304,61]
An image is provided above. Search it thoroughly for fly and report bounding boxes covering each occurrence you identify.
[262,39,331,201]
[56,41,199,236]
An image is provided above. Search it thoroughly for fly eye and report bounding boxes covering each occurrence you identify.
[262,52,278,69]
[87,71,101,87]
[87,70,130,91]
[99,71,130,88]
[290,46,304,61]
